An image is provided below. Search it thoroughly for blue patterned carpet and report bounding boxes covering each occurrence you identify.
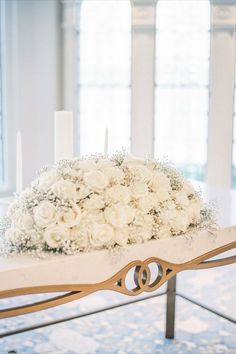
[0,261,236,354]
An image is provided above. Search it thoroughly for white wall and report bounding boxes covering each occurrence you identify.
[5,0,62,190]
[207,3,236,188]
[2,0,236,193]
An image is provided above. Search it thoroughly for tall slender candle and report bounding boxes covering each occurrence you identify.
[104,127,108,156]
[54,111,74,162]
[16,130,23,194]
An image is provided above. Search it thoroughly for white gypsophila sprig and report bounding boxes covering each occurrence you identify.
[36,164,51,177]
[111,149,127,166]
[157,162,184,191]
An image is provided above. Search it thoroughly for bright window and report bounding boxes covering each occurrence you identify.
[233,130,236,187]
[155,0,210,181]
[233,95,236,188]
[77,0,131,156]
[233,24,236,188]
[0,1,5,187]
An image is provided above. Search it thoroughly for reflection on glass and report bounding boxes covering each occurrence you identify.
[78,0,131,156]
[155,0,210,181]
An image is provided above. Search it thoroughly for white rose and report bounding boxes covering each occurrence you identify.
[130,181,148,199]
[138,193,158,212]
[173,190,189,207]
[44,226,69,249]
[114,228,129,246]
[36,169,59,191]
[76,159,97,171]
[105,205,134,228]
[83,170,109,191]
[97,159,115,169]
[157,189,170,203]
[159,202,178,225]
[70,224,90,249]
[188,198,202,224]
[105,185,130,204]
[34,201,57,228]
[52,180,77,200]
[83,194,105,210]
[89,223,114,249]
[82,210,105,224]
[182,180,196,196]
[76,184,91,200]
[125,164,152,182]
[123,155,145,165]
[102,167,125,182]
[14,213,34,231]
[62,167,82,179]
[129,225,152,243]
[125,206,136,224]
[5,227,24,245]
[150,172,171,202]
[150,171,171,192]
[157,225,172,239]
[171,211,190,234]
[57,205,82,227]
[134,211,153,227]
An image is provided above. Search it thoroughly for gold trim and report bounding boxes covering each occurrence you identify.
[0,241,235,318]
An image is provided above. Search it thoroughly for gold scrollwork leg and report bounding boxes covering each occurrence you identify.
[0,241,235,318]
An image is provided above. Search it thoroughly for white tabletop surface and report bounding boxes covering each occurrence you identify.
[0,182,235,291]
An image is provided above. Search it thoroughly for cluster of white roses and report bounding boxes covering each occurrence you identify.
[3,154,206,256]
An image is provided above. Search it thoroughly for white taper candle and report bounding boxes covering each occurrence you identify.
[16,130,23,194]
[54,111,74,162]
[104,127,108,156]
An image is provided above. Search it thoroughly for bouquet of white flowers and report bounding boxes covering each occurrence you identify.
[1,153,214,257]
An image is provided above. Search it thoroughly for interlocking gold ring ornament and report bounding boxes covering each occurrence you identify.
[120,260,164,294]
